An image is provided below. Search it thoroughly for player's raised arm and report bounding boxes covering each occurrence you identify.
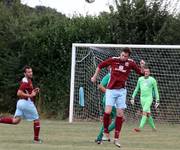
[91,58,112,83]
[131,59,145,75]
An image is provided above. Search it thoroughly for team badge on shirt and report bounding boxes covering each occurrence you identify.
[115,65,127,72]
[125,62,129,67]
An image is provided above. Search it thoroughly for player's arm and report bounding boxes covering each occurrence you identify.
[17,89,37,99]
[153,78,160,108]
[98,73,110,93]
[131,59,145,75]
[91,67,101,83]
[17,82,37,99]
[34,87,40,93]
[131,78,140,104]
[91,58,112,83]
[98,84,106,93]
[153,79,160,102]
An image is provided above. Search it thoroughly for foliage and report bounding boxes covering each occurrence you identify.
[0,0,179,119]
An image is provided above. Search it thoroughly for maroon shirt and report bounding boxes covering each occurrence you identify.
[98,57,142,89]
[18,77,34,100]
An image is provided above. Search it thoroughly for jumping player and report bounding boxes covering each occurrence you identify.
[91,47,145,148]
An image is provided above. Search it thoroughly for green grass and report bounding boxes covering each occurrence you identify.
[0,120,180,150]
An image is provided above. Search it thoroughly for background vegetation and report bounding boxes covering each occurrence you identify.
[0,0,180,119]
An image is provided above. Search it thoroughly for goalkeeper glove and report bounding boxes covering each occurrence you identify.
[155,102,160,109]
[130,99,135,105]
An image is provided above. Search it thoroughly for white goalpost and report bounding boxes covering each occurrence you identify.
[69,43,180,123]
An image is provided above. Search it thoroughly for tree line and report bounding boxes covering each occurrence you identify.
[0,0,180,119]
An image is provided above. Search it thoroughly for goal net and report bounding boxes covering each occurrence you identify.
[69,44,180,123]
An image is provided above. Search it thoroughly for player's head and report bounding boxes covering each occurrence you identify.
[144,65,150,77]
[120,47,132,61]
[23,65,33,79]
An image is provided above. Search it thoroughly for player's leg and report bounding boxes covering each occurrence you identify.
[141,100,153,129]
[139,112,147,129]
[96,107,116,143]
[114,108,124,147]
[108,107,116,133]
[0,116,21,124]
[102,106,115,141]
[103,89,115,139]
[95,97,106,144]
[33,119,41,143]
[134,100,152,132]
[95,123,104,144]
[147,113,156,130]
[21,100,42,143]
[0,100,23,125]
[134,112,147,132]
[114,88,127,148]
[103,105,112,140]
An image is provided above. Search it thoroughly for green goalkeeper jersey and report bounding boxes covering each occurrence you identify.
[100,73,116,118]
[132,76,160,102]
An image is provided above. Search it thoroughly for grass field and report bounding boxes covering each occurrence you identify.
[0,120,180,150]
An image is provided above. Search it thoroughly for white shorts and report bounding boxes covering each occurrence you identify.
[14,99,39,121]
[105,88,127,109]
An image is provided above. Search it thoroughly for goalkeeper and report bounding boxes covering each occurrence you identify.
[130,66,160,132]
[95,71,116,144]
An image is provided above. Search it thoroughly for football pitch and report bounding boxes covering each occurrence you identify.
[0,120,180,150]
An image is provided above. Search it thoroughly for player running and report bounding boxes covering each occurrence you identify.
[130,66,160,132]
[95,71,116,144]
[0,66,42,143]
[91,47,145,148]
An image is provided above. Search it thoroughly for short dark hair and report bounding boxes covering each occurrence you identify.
[122,47,132,56]
[23,65,32,73]
[144,65,150,70]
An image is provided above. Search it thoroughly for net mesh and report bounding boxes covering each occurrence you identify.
[72,45,180,123]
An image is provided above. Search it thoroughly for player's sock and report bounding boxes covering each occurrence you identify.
[139,115,147,129]
[103,112,110,133]
[147,116,156,129]
[114,116,123,139]
[96,125,104,141]
[0,117,13,124]
[34,120,40,141]
[108,120,115,132]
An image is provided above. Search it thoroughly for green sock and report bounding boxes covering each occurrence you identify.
[108,120,115,132]
[139,115,147,129]
[148,116,155,129]
[97,125,104,140]
[96,120,115,140]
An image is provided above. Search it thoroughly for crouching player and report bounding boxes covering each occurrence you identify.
[130,66,160,132]
[0,66,42,143]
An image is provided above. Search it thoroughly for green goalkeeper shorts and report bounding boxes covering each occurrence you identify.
[141,98,153,113]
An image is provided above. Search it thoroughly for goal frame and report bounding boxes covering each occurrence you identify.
[69,43,180,123]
